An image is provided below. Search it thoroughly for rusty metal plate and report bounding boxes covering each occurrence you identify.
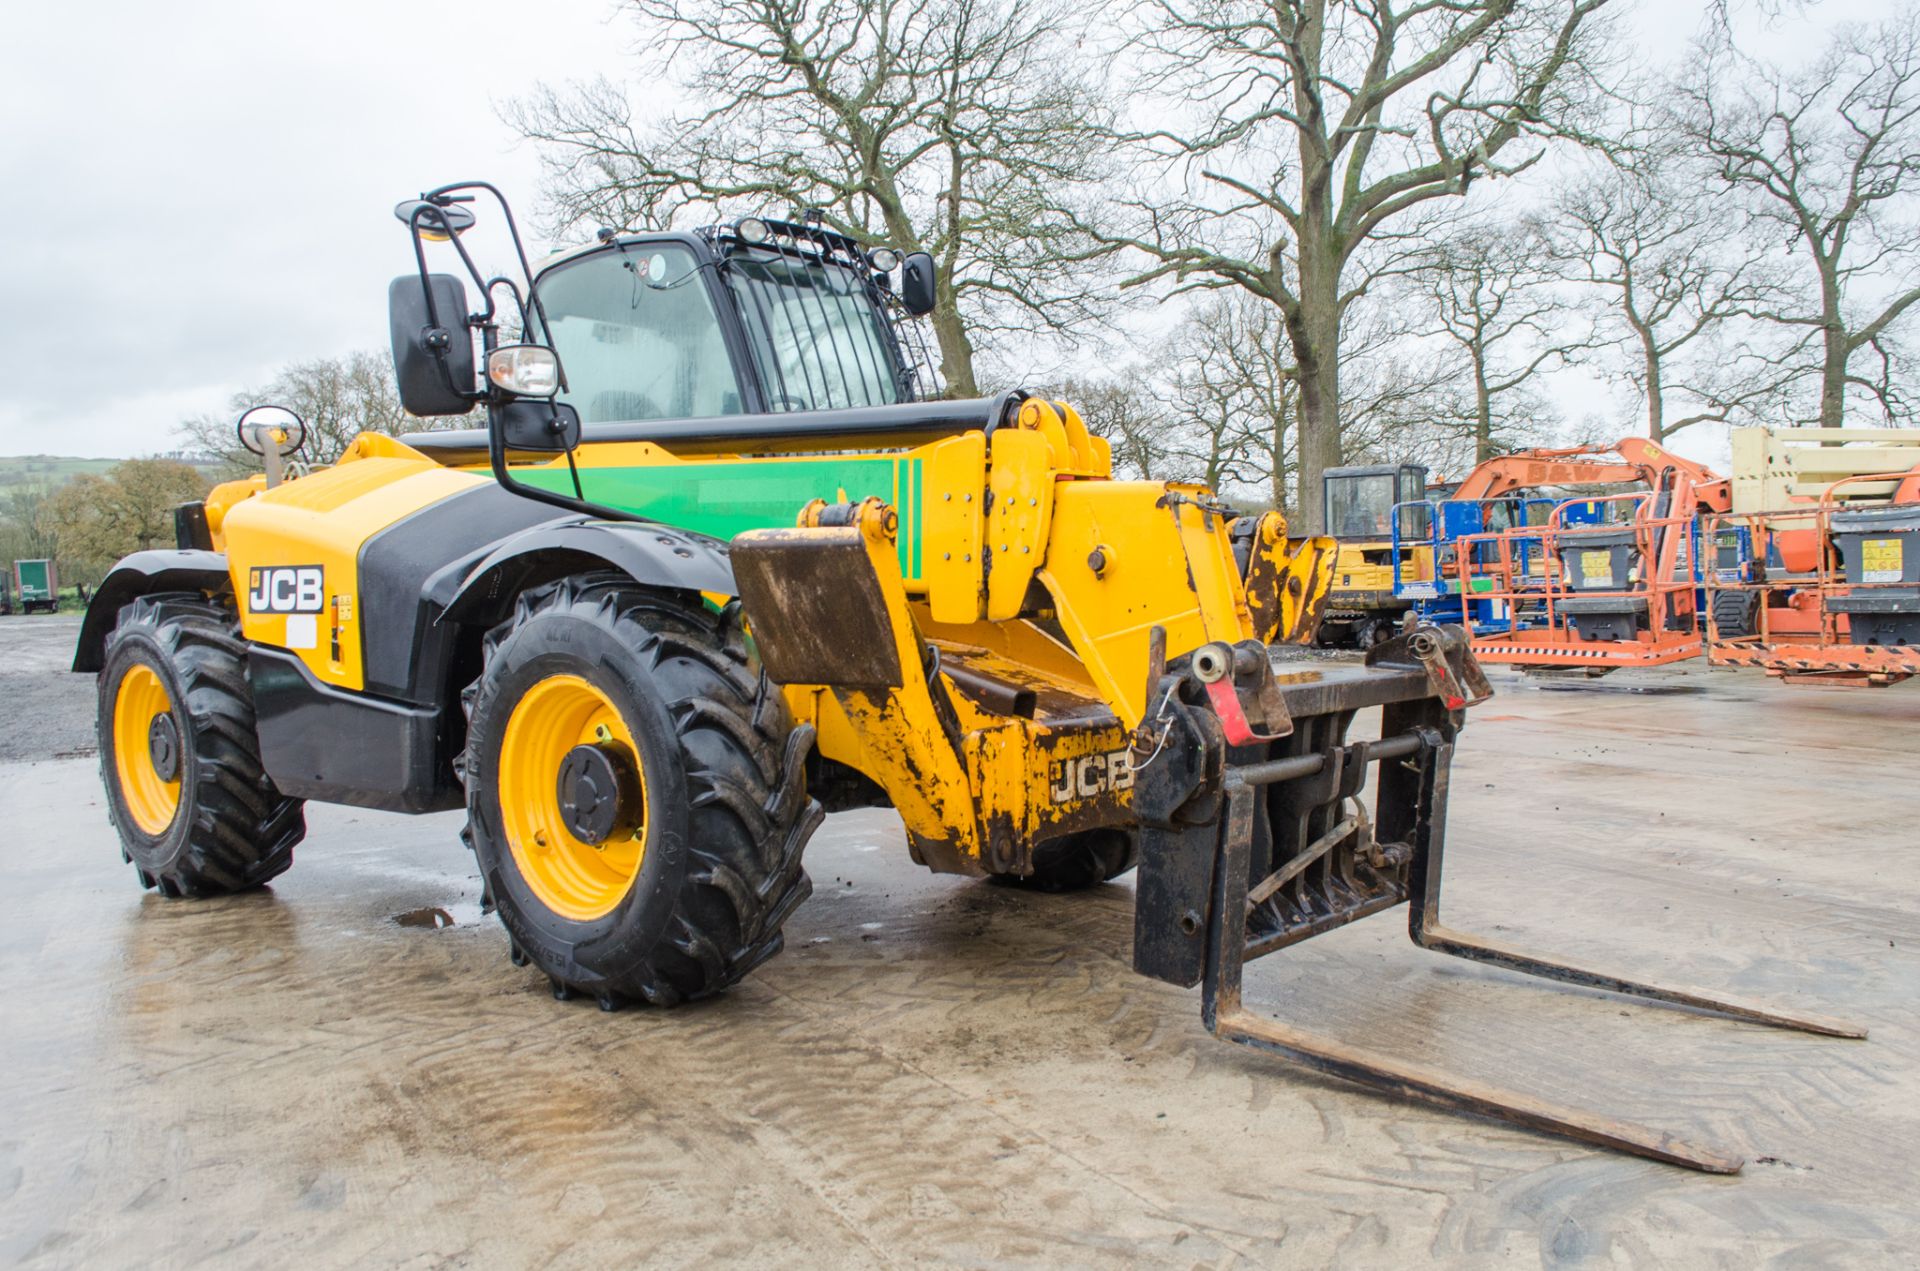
[730,529,904,689]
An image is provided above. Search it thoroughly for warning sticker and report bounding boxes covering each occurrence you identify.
[1861,537,1903,584]
[1578,549,1614,588]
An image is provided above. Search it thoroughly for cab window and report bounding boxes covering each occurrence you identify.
[1327,473,1398,537]
[533,245,746,424]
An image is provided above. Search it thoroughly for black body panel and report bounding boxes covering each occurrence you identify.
[73,550,232,672]
[249,646,461,813]
[356,482,563,701]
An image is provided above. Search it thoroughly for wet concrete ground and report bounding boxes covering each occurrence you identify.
[1,620,1915,1267]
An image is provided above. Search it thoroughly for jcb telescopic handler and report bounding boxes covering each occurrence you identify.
[77,184,1860,1172]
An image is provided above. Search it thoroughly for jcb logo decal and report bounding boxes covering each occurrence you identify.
[1049,750,1135,804]
[248,566,325,614]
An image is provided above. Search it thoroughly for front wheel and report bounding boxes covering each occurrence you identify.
[96,594,305,896]
[461,575,821,1008]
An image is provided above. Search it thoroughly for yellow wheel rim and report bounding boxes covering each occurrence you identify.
[497,674,650,922]
[113,664,181,836]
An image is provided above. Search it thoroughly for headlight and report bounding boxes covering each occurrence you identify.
[486,345,561,397]
[868,246,901,272]
[736,216,771,244]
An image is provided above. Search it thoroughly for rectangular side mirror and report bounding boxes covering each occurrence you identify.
[900,251,936,317]
[388,274,476,416]
[495,399,582,453]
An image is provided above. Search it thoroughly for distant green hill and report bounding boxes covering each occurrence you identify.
[0,454,224,489]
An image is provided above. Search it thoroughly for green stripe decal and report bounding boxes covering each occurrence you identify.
[518,457,925,580]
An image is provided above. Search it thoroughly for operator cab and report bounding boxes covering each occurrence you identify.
[1323,463,1429,540]
[530,217,938,424]
[386,187,947,526]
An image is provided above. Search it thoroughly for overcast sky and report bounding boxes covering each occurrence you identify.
[0,0,1886,461]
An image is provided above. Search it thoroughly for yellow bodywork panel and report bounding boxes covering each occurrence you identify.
[983,429,1057,620]
[1242,512,1337,644]
[736,500,1133,874]
[1330,540,1408,598]
[1038,482,1254,729]
[221,453,486,690]
[919,432,988,623]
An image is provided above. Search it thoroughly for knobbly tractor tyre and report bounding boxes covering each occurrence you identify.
[461,574,821,1009]
[96,594,306,897]
[1711,587,1758,639]
[992,828,1138,892]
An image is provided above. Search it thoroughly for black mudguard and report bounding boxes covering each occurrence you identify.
[437,518,737,629]
[72,550,231,673]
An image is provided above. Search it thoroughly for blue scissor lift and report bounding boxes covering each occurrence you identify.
[1391,495,1607,635]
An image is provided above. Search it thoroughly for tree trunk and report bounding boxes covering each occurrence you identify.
[929,294,978,398]
[1285,1,1341,533]
[1638,325,1666,442]
[1472,354,1494,462]
[1286,238,1343,532]
[1818,320,1848,428]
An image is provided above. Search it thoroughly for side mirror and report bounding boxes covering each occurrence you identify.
[900,251,936,317]
[495,400,581,453]
[388,273,476,416]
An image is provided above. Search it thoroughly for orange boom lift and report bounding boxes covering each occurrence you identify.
[1704,426,1920,686]
[1445,439,1729,671]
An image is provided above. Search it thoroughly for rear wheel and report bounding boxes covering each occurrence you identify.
[461,574,821,1008]
[96,594,305,896]
[992,828,1138,892]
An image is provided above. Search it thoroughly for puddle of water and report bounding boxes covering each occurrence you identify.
[392,901,484,929]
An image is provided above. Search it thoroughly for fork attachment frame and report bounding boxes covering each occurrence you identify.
[1131,624,1864,1175]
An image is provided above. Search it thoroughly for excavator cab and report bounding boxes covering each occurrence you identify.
[1319,463,1430,646]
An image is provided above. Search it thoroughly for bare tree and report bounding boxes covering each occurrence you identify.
[1411,227,1594,461]
[178,351,421,473]
[1166,296,1299,509]
[1540,158,1797,441]
[1679,10,1920,425]
[506,0,1113,397]
[1152,292,1466,513]
[1099,0,1620,526]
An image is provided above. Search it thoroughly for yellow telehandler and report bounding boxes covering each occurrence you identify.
[75,183,1859,1172]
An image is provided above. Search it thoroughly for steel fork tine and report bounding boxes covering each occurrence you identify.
[1409,924,1867,1039]
[1207,1003,1746,1173]
[1406,739,1867,1040]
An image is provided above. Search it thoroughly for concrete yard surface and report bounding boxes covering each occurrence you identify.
[0,619,1915,1267]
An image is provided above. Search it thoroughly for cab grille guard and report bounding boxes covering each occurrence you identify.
[1131,623,1864,1174]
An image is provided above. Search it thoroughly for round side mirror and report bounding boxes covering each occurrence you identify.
[393,199,476,242]
[236,404,308,459]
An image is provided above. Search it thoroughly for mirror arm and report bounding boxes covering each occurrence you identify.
[405,207,487,409]
[481,401,651,527]
[424,180,559,362]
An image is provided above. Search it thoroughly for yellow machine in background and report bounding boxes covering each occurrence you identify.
[1317,462,1433,646]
